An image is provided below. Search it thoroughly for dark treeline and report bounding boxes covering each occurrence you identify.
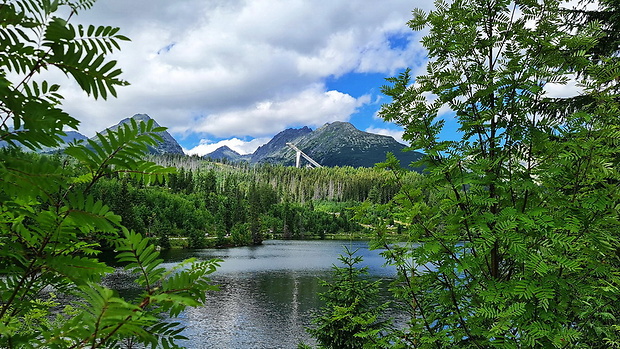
[90,154,422,248]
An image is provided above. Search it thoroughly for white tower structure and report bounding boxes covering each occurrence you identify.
[286,143,322,168]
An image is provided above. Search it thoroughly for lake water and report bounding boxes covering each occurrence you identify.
[151,240,398,349]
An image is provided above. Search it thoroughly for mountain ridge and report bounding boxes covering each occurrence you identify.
[15,112,422,170]
[98,113,184,155]
[207,121,424,170]
[250,126,313,164]
[205,145,249,162]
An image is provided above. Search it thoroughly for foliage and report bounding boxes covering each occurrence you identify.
[565,0,620,61]
[0,0,128,150]
[0,1,220,347]
[303,247,392,349]
[373,0,620,347]
[88,162,399,247]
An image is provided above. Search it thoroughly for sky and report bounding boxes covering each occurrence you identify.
[48,0,439,155]
[49,0,585,156]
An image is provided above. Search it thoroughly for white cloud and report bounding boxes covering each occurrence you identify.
[365,126,407,145]
[43,0,432,145]
[185,137,271,156]
[543,76,583,98]
[190,86,370,137]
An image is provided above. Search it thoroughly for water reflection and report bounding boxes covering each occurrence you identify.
[116,240,397,348]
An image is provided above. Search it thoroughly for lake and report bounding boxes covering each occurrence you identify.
[147,240,398,348]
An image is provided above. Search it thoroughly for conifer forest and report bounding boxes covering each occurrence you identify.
[1,0,619,348]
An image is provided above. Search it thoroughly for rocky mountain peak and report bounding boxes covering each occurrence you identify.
[125,113,152,123]
[102,114,184,155]
[251,126,313,163]
[234,121,424,170]
[205,145,252,162]
[315,121,357,132]
[216,145,235,152]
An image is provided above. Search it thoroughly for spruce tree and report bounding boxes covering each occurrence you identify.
[305,247,391,349]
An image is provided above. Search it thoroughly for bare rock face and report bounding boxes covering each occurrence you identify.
[205,145,246,162]
[100,113,185,155]
[247,122,424,170]
[91,115,423,170]
[1,130,88,153]
[250,126,313,163]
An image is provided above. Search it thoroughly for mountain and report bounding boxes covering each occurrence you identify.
[258,122,423,169]
[98,114,184,155]
[39,131,89,153]
[205,145,249,162]
[213,122,423,170]
[299,122,422,168]
[61,131,89,143]
[0,130,88,153]
[251,126,312,163]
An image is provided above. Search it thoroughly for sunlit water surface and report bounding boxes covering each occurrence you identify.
[105,240,398,349]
